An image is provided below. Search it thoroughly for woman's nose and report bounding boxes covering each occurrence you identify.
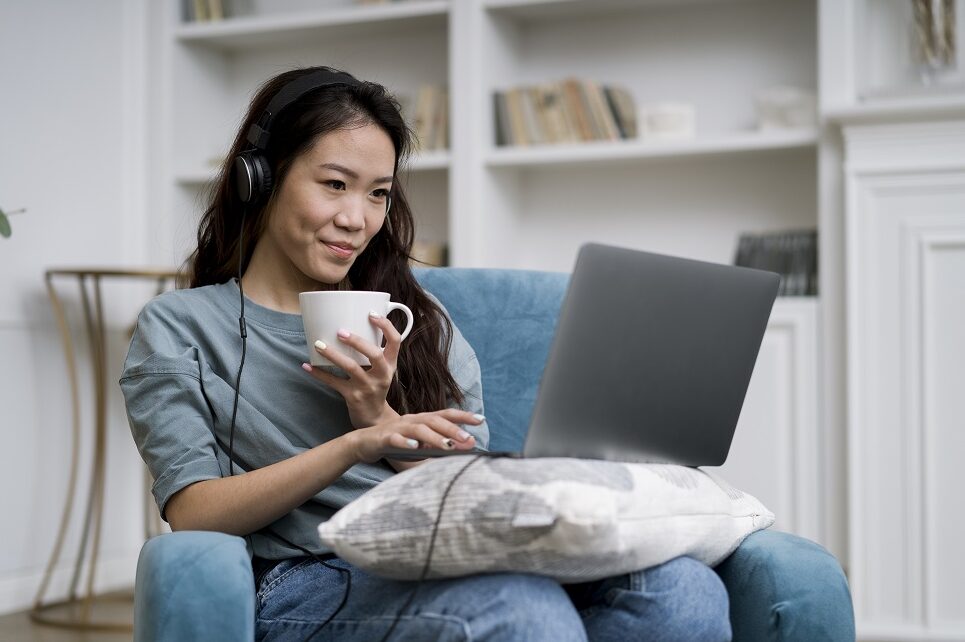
[334,196,366,230]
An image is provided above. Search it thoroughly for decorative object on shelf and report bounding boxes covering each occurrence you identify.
[912,0,957,82]
[639,102,696,140]
[0,206,26,239]
[399,84,449,152]
[734,229,817,296]
[32,268,179,633]
[182,0,225,22]
[493,78,636,147]
[754,86,817,130]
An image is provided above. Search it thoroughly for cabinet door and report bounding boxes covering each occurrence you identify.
[845,120,965,640]
[707,299,822,543]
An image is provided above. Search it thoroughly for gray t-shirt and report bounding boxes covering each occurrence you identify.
[119,279,488,559]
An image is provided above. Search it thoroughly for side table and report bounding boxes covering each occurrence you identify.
[31,268,179,632]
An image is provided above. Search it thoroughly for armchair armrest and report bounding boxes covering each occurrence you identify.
[134,531,255,642]
[715,529,855,641]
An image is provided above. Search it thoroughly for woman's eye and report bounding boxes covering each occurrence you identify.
[371,189,390,199]
[325,180,346,190]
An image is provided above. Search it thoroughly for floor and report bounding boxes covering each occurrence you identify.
[0,592,133,642]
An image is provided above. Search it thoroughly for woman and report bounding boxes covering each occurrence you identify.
[121,66,731,641]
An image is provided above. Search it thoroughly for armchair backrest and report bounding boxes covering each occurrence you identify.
[415,267,569,452]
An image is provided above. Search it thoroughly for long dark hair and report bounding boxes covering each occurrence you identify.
[184,66,463,413]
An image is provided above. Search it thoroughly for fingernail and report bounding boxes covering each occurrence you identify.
[443,438,454,450]
[473,414,486,422]
[337,328,351,339]
[314,340,327,351]
[369,310,382,319]
[301,363,313,372]
[457,430,472,441]
[406,438,419,449]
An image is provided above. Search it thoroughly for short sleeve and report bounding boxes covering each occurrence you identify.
[120,304,224,520]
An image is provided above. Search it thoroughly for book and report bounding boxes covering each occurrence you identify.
[520,87,545,146]
[561,78,595,142]
[734,229,818,296]
[604,85,638,139]
[505,88,530,146]
[585,80,620,142]
[493,91,510,146]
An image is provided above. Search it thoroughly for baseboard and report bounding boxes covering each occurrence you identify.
[0,551,140,616]
[858,624,965,642]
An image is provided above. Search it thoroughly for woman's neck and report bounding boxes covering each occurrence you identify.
[241,243,319,314]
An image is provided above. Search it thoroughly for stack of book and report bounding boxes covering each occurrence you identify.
[734,229,818,296]
[183,0,225,22]
[493,78,637,147]
[399,85,449,152]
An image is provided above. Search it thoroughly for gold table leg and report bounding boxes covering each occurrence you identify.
[31,269,177,632]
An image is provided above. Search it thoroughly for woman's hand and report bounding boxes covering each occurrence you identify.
[302,311,404,428]
[347,408,483,464]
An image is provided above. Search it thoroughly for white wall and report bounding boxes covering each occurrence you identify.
[0,1,153,615]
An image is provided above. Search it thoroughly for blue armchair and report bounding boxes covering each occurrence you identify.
[134,267,855,641]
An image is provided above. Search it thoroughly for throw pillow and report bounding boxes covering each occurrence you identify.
[317,456,774,583]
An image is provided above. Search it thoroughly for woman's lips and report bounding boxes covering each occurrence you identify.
[323,242,355,259]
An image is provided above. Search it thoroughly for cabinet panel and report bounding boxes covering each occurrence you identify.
[707,299,821,542]
[845,121,965,638]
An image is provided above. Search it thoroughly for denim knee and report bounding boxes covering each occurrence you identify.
[638,556,731,642]
[462,572,587,642]
[579,556,730,642]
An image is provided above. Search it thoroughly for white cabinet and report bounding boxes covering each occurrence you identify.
[844,119,965,641]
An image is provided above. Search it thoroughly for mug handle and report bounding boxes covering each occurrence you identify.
[385,302,414,342]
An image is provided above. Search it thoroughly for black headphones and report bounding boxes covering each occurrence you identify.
[234,69,365,205]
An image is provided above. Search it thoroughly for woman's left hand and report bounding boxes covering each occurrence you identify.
[301,311,404,428]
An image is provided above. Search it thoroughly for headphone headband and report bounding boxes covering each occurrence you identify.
[245,69,361,150]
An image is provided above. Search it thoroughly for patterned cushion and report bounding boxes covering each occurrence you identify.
[317,456,774,583]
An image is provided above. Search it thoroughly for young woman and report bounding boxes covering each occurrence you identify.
[121,66,731,641]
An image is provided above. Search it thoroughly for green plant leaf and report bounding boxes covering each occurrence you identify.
[0,208,11,238]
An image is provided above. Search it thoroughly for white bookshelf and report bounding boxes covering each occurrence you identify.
[150,0,828,553]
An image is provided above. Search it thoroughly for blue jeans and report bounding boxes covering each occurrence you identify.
[254,555,731,641]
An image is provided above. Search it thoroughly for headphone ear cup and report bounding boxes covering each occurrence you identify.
[234,152,273,203]
[252,154,273,200]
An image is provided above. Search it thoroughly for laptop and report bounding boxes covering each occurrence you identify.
[382,242,780,467]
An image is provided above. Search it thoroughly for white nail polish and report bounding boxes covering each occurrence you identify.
[473,414,486,422]
[369,310,382,319]
[406,438,419,449]
[314,340,327,351]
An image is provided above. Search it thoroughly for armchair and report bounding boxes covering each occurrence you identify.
[134,267,855,641]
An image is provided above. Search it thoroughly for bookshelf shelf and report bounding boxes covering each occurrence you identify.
[485,129,818,169]
[823,94,965,126]
[174,151,451,187]
[174,1,450,51]
[483,0,730,20]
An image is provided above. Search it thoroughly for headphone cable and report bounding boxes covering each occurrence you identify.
[372,453,491,642]
[226,205,353,638]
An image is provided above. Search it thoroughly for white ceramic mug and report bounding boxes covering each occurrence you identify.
[299,291,414,367]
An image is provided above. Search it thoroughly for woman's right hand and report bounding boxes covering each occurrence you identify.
[349,409,483,464]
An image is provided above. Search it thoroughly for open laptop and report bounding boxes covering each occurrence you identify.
[382,242,780,467]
